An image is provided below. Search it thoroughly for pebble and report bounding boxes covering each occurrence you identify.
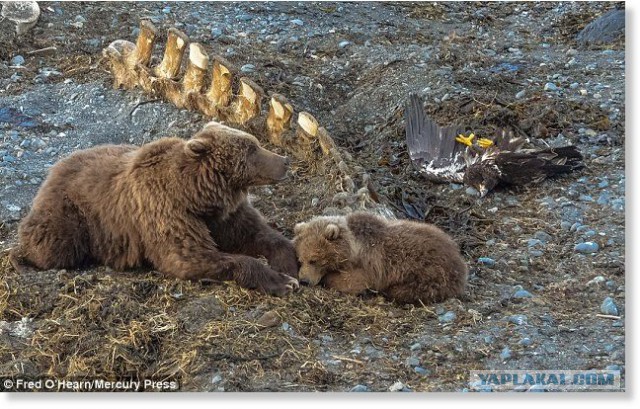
[405,357,420,367]
[414,367,430,376]
[438,311,456,323]
[500,346,512,360]
[508,315,528,325]
[586,275,606,286]
[350,384,370,392]
[465,186,479,196]
[478,257,496,267]
[570,82,579,89]
[527,239,542,248]
[513,289,533,299]
[598,180,609,188]
[290,19,304,26]
[410,342,422,351]
[600,297,619,316]
[75,15,86,23]
[606,280,617,291]
[211,27,223,37]
[240,64,256,73]
[211,374,222,384]
[515,90,526,99]
[574,242,599,253]
[519,337,533,346]
[11,55,25,66]
[237,14,252,21]
[560,221,572,230]
[606,364,620,371]
[338,40,351,48]
[484,335,494,344]
[534,231,553,243]
[388,381,409,392]
[544,82,558,91]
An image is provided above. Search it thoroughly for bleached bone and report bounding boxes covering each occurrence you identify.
[183,43,209,93]
[1,1,40,35]
[229,78,264,125]
[155,28,189,79]
[103,40,138,89]
[266,94,294,145]
[133,20,157,67]
[102,20,343,167]
[206,55,235,109]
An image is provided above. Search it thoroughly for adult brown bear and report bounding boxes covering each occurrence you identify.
[11,122,299,296]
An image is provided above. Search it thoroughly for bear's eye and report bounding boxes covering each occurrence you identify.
[247,144,257,155]
[307,259,317,265]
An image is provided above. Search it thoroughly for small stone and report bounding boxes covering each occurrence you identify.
[527,239,543,248]
[500,346,512,360]
[237,14,252,21]
[519,338,533,346]
[240,64,255,73]
[281,322,290,331]
[11,55,25,66]
[580,89,588,96]
[587,276,606,286]
[350,384,370,392]
[338,40,351,48]
[290,19,304,26]
[606,364,620,371]
[484,335,494,344]
[211,27,223,37]
[405,357,420,367]
[508,315,528,325]
[570,82,579,89]
[606,280,617,291]
[574,242,599,254]
[560,221,572,230]
[414,367,430,376]
[465,186,479,196]
[388,381,406,392]
[75,15,86,23]
[544,82,558,91]
[600,297,619,316]
[256,311,280,328]
[438,311,456,323]
[478,257,495,267]
[410,342,422,351]
[513,289,533,299]
[515,90,526,99]
[4,203,21,213]
[211,374,223,384]
[598,180,609,188]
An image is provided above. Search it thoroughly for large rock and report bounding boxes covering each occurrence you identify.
[577,9,625,47]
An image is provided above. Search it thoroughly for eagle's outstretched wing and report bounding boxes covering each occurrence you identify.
[404,94,466,183]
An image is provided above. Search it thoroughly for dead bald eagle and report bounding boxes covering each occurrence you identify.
[404,94,584,197]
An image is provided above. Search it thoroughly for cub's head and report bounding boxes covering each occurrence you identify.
[293,216,353,286]
[185,121,290,188]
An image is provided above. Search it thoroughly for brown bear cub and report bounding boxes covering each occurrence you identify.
[293,212,468,304]
[11,122,299,296]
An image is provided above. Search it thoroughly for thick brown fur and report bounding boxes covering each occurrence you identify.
[293,212,468,304]
[11,122,299,296]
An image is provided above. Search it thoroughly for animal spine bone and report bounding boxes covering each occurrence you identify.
[102,19,340,166]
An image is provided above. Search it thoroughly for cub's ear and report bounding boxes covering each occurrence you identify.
[185,138,210,157]
[324,223,341,240]
[293,222,307,235]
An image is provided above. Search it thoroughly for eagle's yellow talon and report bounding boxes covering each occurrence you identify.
[477,138,494,149]
[455,133,475,147]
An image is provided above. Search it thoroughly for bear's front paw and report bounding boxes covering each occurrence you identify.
[268,247,300,279]
[260,271,300,297]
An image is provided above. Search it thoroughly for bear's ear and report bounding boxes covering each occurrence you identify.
[293,222,307,235]
[324,223,341,240]
[185,138,210,157]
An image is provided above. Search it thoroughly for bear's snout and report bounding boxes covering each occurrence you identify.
[253,148,290,185]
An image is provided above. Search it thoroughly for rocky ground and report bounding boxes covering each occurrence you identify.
[0,2,625,392]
